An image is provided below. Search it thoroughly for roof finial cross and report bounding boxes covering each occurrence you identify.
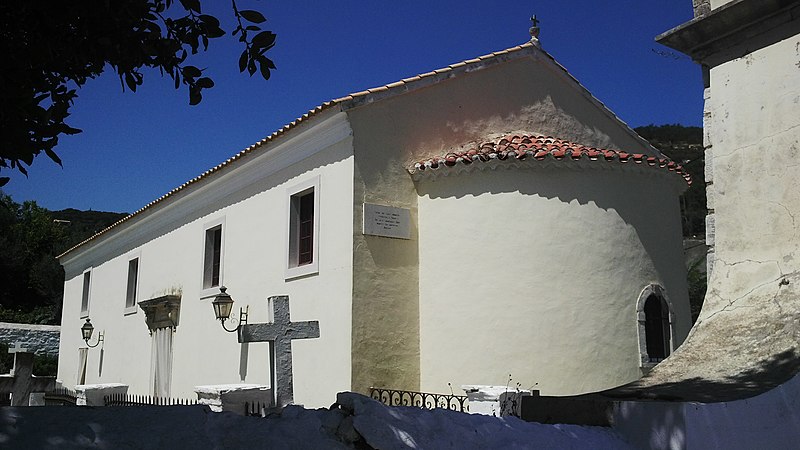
[529,14,541,47]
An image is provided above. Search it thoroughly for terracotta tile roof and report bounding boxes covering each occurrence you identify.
[58,42,549,260]
[58,40,658,259]
[412,134,692,185]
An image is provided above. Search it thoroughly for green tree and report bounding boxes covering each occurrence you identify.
[0,193,127,324]
[635,124,705,237]
[0,194,67,324]
[0,0,276,186]
[0,193,128,324]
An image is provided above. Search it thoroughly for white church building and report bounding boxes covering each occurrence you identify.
[57,36,692,408]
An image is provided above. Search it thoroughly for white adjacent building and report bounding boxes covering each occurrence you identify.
[57,37,692,408]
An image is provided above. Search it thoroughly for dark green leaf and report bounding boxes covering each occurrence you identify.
[239,10,266,23]
[44,148,62,166]
[238,50,248,72]
[247,59,257,75]
[179,0,201,13]
[182,65,201,78]
[199,14,219,27]
[189,34,200,54]
[252,31,276,48]
[200,15,225,38]
[124,72,138,92]
[196,77,214,89]
[58,123,83,134]
[61,125,82,135]
[258,58,272,80]
[189,87,202,105]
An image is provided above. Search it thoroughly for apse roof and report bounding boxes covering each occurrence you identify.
[411,134,691,185]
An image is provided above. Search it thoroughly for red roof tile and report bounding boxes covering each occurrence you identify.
[412,134,692,186]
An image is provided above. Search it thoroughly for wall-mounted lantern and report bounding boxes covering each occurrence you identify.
[211,286,248,333]
[81,318,104,348]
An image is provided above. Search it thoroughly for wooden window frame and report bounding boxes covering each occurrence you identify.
[80,268,92,318]
[124,253,140,315]
[286,176,320,280]
[201,217,226,297]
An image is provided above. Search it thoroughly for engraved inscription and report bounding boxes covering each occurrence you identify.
[363,203,411,239]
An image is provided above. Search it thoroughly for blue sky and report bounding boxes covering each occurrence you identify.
[4,1,701,213]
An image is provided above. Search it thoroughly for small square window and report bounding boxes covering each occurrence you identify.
[203,224,223,289]
[125,257,139,312]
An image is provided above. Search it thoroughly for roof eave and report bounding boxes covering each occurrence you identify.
[656,0,800,65]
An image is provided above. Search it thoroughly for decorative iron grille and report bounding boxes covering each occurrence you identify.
[244,400,271,417]
[369,387,469,413]
[104,393,197,406]
[43,387,77,406]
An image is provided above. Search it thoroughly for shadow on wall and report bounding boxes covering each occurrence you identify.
[607,349,800,403]
[416,164,685,287]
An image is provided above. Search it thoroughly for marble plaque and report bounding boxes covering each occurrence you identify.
[363,203,411,239]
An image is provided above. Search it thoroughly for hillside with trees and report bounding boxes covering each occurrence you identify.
[635,124,705,237]
[0,193,126,324]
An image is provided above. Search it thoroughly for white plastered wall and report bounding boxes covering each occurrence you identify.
[703,34,800,297]
[417,164,690,396]
[347,49,665,394]
[58,112,355,408]
[710,0,736,10]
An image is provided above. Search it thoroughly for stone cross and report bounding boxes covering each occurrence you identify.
[0,342,55,406]
[7,342,28,375]
[238,296,320,407]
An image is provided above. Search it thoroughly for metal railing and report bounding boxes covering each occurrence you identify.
[104,393,197,406]
[244,400,271,417]
[43,387,77,406]
[369,387,469,413]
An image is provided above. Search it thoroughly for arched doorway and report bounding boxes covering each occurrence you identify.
[644,294,671,362]
[636,284,673,367]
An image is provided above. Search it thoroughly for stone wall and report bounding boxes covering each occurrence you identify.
[0,322,60,356]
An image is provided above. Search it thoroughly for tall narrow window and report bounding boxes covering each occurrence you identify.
[297,191,314,266]
[286,176,320,279]
[644,295,671,362]
[77,348,88,385]
[126,257,139,311]
[203,225,223,289]
[81,271,91,317]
